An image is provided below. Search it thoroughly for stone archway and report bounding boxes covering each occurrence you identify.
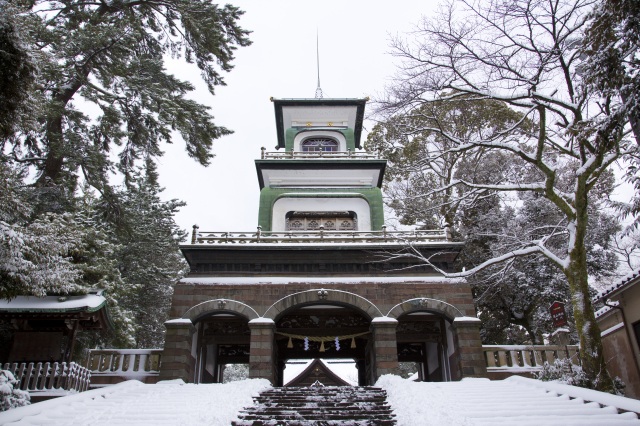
[386,297,463,321]
[181,299,259,384]
[263,289,382,320]
[395,310,455,382]
[273,303,372,386]
[183,299,259,323]
[253,290,388,386]
[387,298,485,381]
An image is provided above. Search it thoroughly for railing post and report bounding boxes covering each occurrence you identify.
[256,225,262,241]
[191,224,199,244]
[382,225,387,241]
[319,226,324,239]
[510,350,520,367]
[261,146,266,159]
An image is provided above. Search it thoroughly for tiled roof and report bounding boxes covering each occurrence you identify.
[595,270,640,302]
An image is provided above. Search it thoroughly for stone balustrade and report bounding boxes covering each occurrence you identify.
[2,361,91,394]
[87,349,162,386]
[190,227,448,245]
[260,149,380,160]
[483,344,580,374]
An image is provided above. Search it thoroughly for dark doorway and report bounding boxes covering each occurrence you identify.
[194,314,250,383]
[396,312,453,382]
[274,304,372,386]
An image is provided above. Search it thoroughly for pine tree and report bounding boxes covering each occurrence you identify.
[0,162,82,299]
[4,0,250,208]
[114,162,187,348]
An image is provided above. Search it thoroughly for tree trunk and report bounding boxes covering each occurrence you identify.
[565,179,614,392]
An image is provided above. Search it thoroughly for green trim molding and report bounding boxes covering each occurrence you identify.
[285,128,356,152]
[258,187,385,231]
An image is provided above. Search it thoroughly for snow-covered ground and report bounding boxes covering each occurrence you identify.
[1,375,640,425]
[378,375,640,426]
[0,379,270,426]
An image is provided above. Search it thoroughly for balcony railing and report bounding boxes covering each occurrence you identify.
[483,344,580,371]
[2,361,91,394]
[260,148,380,160]
[87,349,162,379]
[190,227,449,245]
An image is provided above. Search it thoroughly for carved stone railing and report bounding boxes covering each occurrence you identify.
[2,361,91,393]
[190,227,449,245]
[261,148,380,160]
[87,349,162,380]
[483,344,580,371]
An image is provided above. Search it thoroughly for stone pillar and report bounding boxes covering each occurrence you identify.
[248,318,276,384]
[452,316,487,378]
[371,317,400,380]
[356,359,366,386]
[550,328,570,345]
[159,318,196,382]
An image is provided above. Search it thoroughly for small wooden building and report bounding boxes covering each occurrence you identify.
[0,291,112,364]
[285,359,352,387]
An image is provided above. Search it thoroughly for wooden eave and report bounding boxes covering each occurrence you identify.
[272,98,367,149]
[254,159,387,189]
[285,358,352,387]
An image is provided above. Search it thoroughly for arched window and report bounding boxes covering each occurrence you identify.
[301,137,339,152]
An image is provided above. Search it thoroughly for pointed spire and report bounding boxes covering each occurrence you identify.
[315,29,323,99]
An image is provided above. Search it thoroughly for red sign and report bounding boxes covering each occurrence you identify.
[549,301,568,328]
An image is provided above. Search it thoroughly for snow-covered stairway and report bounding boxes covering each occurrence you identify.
[379,375,640,426]
[232,386,397,425]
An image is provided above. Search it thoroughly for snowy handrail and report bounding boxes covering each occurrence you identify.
[260,148,380,160]
[483,344,580,370]
[1,361,91,393]
[87,349,162,377]
[190,227,448,245]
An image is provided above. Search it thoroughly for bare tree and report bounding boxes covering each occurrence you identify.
[378,0,638,392]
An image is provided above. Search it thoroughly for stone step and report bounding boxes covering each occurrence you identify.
[237,414,395,422]
[239,408,391,419]
[233,385,397,425]
[253,397,389,404]
[233,421,396,426]
[251,403,391,409]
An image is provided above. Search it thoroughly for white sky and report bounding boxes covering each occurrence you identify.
[156,1,438,236]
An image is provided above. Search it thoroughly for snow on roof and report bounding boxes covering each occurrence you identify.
[0,293,107,313]
[2,375,639,425]
[283,359,358,387]
[180,276,465,285]
[595,270,640,302]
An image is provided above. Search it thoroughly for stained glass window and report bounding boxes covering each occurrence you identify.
[301,137,339,152]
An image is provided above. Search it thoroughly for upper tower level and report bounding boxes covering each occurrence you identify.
[271,98,367,152]
[255,98,386,232]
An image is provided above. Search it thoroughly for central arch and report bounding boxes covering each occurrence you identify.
[273,302,373,386]
[265,291,382,386]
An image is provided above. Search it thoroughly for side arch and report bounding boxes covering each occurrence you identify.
[386,298,464,321]
[183,299,259,322]
[263,289,383,320]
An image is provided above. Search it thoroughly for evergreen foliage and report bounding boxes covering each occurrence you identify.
[2,0,250,198]
[0,0,247,348]
[582,0,640,231]
[0,369,30,411]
